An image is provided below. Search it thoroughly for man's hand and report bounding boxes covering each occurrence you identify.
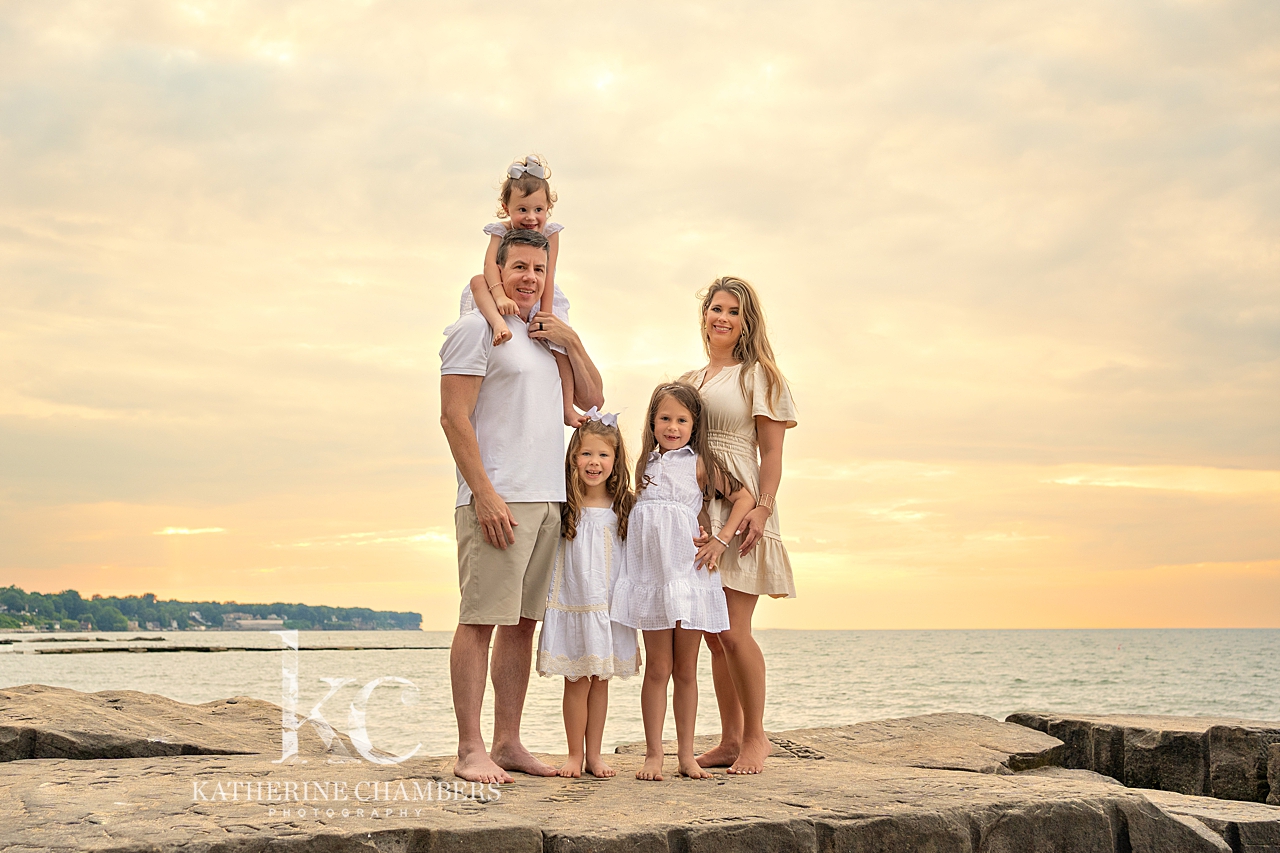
[527,311,572,348]
[475,489,518,549]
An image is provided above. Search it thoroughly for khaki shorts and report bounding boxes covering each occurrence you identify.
[455,501,561,626]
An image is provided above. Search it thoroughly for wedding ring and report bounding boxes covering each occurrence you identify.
[538,321,544,331]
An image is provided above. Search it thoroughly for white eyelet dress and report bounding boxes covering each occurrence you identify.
[610,447,730,634]
[536,507,640,681]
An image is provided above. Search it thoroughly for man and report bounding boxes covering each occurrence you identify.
[439,228,604,784]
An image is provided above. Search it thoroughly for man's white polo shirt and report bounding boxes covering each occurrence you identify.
[440,311,566,508]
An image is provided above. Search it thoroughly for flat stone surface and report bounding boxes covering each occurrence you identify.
[1010,711,1280,802]
[0,687,1260,852]
[619,713,1064,774]
[0,750,1236,853]
[0,684,351,762]
[1144,790,1280,852]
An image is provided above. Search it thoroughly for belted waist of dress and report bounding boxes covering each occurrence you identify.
[707,429,756,454]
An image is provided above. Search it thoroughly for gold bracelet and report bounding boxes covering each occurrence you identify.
[756,493,775,516]
[487,282,504,291]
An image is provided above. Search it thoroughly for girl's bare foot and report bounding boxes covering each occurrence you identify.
[678,756,713,779]
[636,753,664,781]
[726,734,771,775]
[585,756,615,778]
[557,756,583,778]
[695,742,739,768]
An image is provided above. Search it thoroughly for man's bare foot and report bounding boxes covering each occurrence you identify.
[696,741,740,768]
[491,743,557,777]
[585,756,615,778]
[636,753,664,781]
[557,756,583,778]
[726,734,771,775]
[454,751,513,784]
[678,756,713,779]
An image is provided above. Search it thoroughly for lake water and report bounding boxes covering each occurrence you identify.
[2,629,1276,759]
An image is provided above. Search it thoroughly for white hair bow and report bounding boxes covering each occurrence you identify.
[508,158,546,180]
[582,406,617,428]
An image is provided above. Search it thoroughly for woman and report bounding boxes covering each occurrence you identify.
[684,276,797,775]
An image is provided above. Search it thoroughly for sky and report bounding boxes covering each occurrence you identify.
[1,1,1277,630]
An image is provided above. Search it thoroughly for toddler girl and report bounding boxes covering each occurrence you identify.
[610,382,755,781]
[536,410,641,778]
[459,154,579,426]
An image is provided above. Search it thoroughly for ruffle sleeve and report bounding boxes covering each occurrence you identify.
[544,222,564,237]
[750,363,798,428]
[482,222,508,238]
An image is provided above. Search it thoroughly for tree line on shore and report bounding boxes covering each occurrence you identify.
[0,586,422,632]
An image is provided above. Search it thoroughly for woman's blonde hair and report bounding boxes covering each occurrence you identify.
[634,382,741,502]
[497,154,557,217]
[698,276,787,409]
[562,418,634,541]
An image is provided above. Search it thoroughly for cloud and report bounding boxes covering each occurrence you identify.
[0,0,1277,627]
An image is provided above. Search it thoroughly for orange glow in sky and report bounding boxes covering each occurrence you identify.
[1,2,1277,629]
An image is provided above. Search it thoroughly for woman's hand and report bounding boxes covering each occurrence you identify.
[736,506,770,555]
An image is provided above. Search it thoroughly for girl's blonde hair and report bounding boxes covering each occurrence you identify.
[634,382,742,502]
[698,276,787,409]
[562,418,634,542]
[498,154,557,217]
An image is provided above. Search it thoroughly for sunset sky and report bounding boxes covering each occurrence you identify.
[2,1,1277,630]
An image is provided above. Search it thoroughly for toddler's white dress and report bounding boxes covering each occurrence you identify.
[457,221,570,321]
[537,506,640,680]
[610,447,730,634]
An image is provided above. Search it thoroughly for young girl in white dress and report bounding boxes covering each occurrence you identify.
[610,382,756,781]
[536,412,640,778]
[457,154,580,426]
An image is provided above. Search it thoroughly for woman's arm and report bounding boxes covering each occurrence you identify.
[736,416,786,554]
[695,464,755,571]
[539,230,559,315]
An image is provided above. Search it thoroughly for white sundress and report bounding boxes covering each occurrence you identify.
[537,507,640,680]
[610,447,730,634]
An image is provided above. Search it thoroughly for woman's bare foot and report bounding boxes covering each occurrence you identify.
[695,741,740,768]
[585,756,615,778]
[491,742,558,777]
[636,753,664,781]
[557,756,583,778]
[678,756,713,779]
[454,751,513,784]
[726,734,771,775]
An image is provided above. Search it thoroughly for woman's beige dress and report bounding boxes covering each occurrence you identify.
[685,363,798,598]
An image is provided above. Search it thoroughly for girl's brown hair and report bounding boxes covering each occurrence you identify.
[497,155,557,217]
[698,276,787,409]
[562,418,635,541]
[634,381,742,502]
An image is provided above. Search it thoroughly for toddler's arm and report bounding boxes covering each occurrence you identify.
[540,230,560,316]
[469,234,519,346]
